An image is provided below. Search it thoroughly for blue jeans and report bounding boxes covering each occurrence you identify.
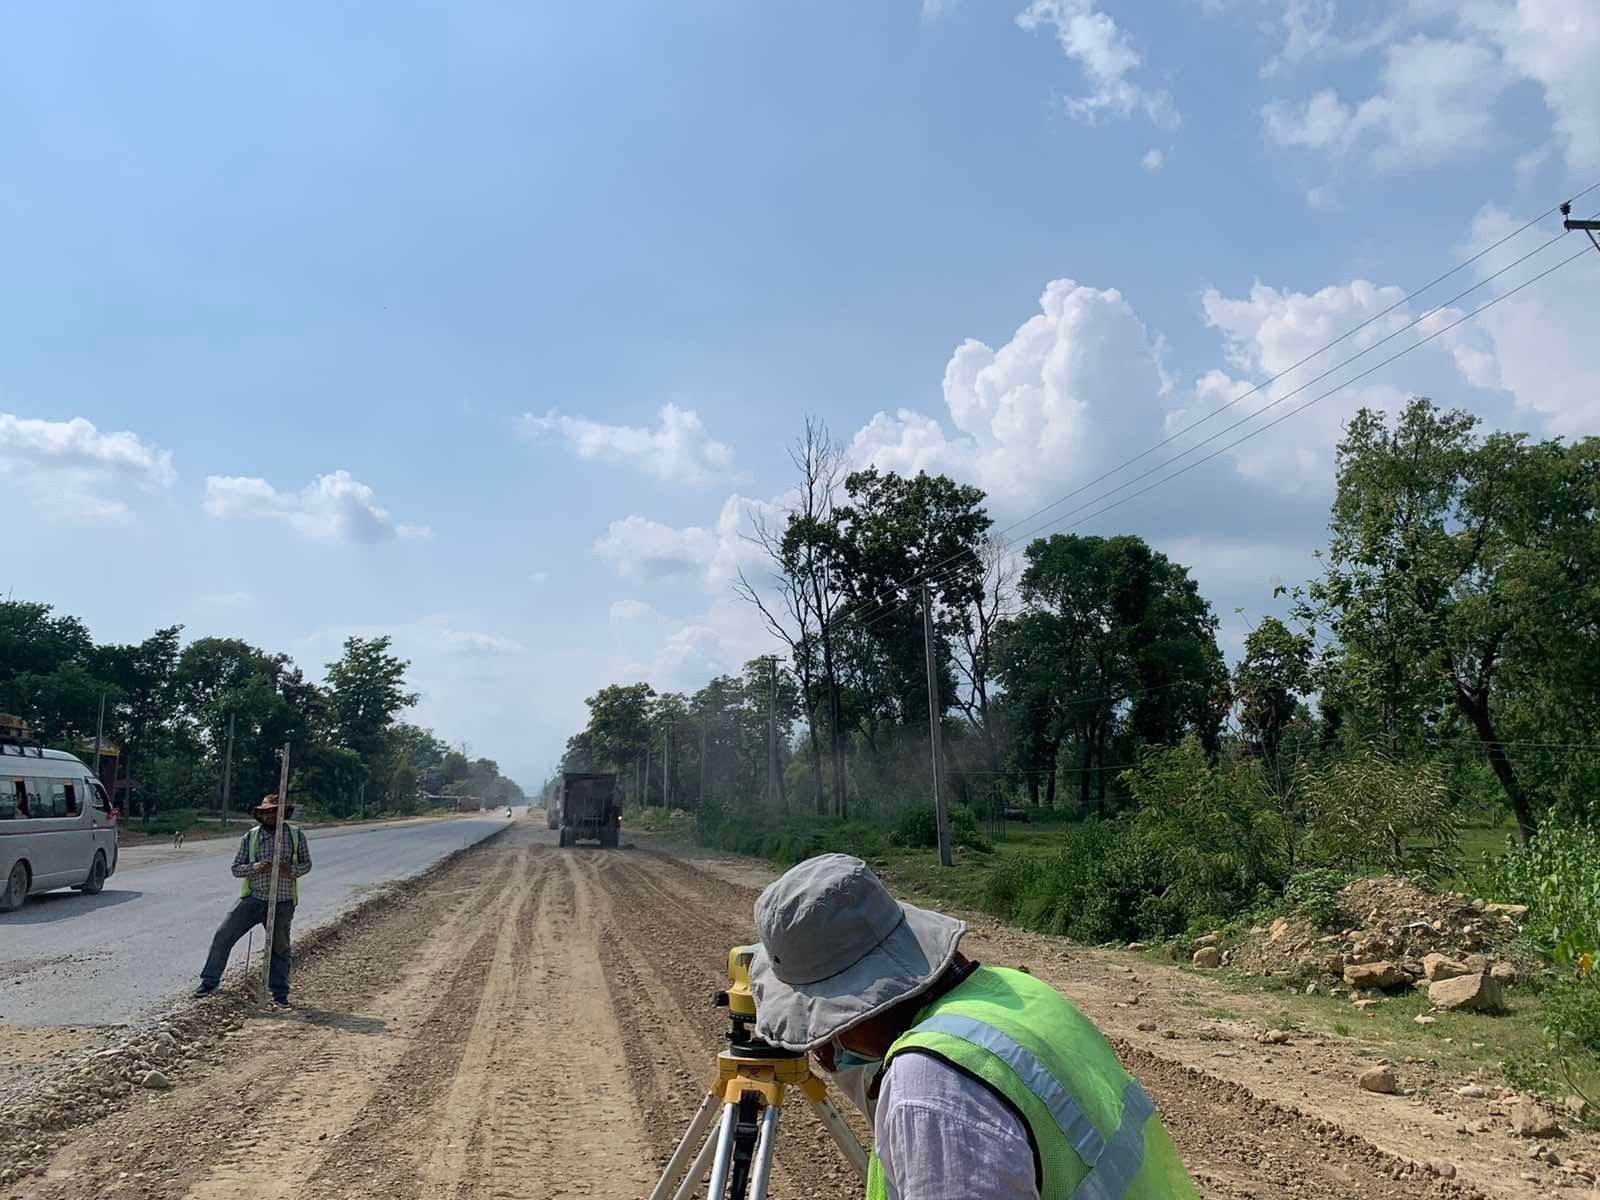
[200,896,295,999]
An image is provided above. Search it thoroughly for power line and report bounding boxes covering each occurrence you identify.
[857,238,1593,636]
[822,184,1600,636]
[1035,244,1594,544]
[990,184,1600,548]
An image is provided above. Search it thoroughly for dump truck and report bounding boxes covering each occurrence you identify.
[551,771,621,848]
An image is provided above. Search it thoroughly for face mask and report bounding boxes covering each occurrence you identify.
[824,1045,884,1121]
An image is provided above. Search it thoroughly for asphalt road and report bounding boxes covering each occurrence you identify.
[0,810,520,1027]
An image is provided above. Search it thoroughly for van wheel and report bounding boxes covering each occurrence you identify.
[78,852,107,895]
[1,862,28,912]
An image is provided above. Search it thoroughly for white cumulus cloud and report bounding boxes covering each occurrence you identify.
[1262,38,1507,169]
[0,413,175,525]
[1457,0,1600,172]
[203,470,431,544]
[1257,2,1600,175]
[520,402,735,486]
[1141,148,1164,172]
[593,495,777,589]
[848,279,1171,513]
[606,596,770,693]
[1016,1,1179,129]
[1453,206,1600,436]
[1178,273,1508,493]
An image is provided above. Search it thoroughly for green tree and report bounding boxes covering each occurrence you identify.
[1300,398,1600,839]
[290,742,368,818]
[0,601,94,681]
[583,682,657,774]
[325,636,418,776]
[830,467,992,731]
[1233,616,1313,779]
[175,638,322,813]
[5,662,120,744]
[997,534,1227,812]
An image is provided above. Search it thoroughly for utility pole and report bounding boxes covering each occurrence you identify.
[219,712,236,829]
[767,657,778,809]
[665,720,673,811]
[922,586,952,868]
[260,744,291,1006]
[699,714,708,810]
[93,692,106,782]
[643,744,652,807]
[1562,202,1600,254]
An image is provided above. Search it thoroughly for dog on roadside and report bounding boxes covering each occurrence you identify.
[172,830,186,849]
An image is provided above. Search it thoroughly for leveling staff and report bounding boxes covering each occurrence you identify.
[748,854,1198,1200]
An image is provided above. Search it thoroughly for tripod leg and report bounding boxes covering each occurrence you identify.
[745,1105,781,1200]
[671,1123,722,1200]
[649,1093,722,1200]
[809,1094,869,1180]
[703,1102,740,1200]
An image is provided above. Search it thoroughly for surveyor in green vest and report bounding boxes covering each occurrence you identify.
[193,796,312,1007]
[749,853,1198,1200]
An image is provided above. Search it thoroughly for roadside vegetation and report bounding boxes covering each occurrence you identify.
[574,399,1599,1105]
[0,613,523,822]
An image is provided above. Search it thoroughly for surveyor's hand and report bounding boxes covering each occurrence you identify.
[253,860,274,875]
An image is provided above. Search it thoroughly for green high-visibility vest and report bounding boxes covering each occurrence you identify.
[865,966,1197,1200]
[242,825,305,904]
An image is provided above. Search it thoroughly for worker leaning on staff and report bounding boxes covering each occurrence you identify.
[748,853,1198,1200]
[193,795,312,1007]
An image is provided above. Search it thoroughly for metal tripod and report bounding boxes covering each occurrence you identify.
[648,949,868,1200]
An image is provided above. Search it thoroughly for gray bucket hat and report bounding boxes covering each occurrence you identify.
[749,853,966,1052]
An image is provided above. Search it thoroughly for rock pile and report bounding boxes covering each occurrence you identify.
[0,998,245,1174]
[1226,876,1531,1007]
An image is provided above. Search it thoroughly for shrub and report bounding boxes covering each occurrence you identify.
[1284,868,1346,929]
[1125,739,1285,928]
[1300,750,1460,881]
[1493,822,1600,1055]
[891,804,991,852]
[978,817,1176,944]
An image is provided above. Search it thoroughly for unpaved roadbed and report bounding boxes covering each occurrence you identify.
[1,825,1590,1198]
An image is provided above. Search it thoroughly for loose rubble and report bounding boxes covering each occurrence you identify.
[1224,876,1534,996]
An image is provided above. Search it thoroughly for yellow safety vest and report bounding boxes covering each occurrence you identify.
[241,824,305,903]
[866,967,1197,1200]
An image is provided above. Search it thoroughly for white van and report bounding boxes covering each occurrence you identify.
[0,743,119,912]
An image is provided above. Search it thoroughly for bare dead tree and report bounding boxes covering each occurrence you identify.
[734,417,850,818]
[951,535,1016,771]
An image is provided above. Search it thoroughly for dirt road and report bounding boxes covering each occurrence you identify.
[1,822,1577,1199]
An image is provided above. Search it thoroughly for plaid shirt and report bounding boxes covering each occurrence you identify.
[230,823,312,902]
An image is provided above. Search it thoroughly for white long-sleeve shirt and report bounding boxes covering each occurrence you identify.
[874,1050,1040,1200]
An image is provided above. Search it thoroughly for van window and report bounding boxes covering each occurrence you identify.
[41,784,68,825]
[64,782,79,816]
[11,779,29,818]
[0,778,18,819]
[89,779,110,813]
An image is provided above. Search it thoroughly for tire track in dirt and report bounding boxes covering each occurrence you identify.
[187,851,529,1200]
[7,823,1513,1200]
[605,846,1487,1200]
[14,835,524,1200]
[303,847,539,1198]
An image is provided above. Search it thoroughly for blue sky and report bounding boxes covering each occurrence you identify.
[5,1,1598,786]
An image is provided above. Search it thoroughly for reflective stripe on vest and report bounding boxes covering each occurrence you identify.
[242,826,301,902]
[863,967,1196,1200]
[911,1012,1156,1194]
